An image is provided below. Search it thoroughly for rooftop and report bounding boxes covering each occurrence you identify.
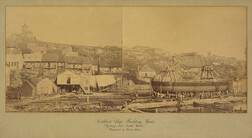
[42,54,64,62]
[99,57,122,67]
[139,64,155,72]
[65,56,83,64]
[6,48,22,54]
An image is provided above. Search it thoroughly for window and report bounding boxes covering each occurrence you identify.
[67,77,71,84]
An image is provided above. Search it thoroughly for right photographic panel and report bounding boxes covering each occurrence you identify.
[122,7,247,113]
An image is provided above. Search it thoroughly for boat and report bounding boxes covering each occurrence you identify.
[193,101,232,107]
[193,101,214,107]
[151,80,231,93]
[151,65,232,93]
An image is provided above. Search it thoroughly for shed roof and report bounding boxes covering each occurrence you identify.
[37,78,56,87]
[22,79,36,88]
[57,70,79,78]
[96,75,116,87]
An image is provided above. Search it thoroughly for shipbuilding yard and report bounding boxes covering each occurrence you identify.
[5,24,247,113]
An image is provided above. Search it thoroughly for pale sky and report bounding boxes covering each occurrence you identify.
[6,7,122,46]
[122,7,247,60]
[6,7,246,59]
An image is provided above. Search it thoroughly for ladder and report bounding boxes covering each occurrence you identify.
[79,78,90,94]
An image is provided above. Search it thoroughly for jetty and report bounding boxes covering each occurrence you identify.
[128,96,246,109]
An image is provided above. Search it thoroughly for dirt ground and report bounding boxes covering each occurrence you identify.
[6,92,132,112]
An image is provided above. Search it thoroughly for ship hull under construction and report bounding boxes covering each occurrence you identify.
[151,80,232,93]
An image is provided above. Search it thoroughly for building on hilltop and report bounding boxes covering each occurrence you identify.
[20,24,37,42]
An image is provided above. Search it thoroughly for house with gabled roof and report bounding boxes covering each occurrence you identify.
[20,79,36,97]
[137,64,156,81]
[36,78,58,95]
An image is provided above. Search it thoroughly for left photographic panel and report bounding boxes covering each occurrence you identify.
[5,7,123,112]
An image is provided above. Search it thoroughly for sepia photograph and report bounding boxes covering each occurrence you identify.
[5,6,247,113]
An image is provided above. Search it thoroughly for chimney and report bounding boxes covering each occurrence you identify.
[98,57,100,74]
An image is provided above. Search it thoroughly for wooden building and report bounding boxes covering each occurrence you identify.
[20,80,36,97]
[56,70,90,93]
[57,70,81,92]
[41,53,65,74]
[137,64,156,82]
[6,48,24,70]
[65,56,83,71]
[36,78,58,95]
[23,53,42,70]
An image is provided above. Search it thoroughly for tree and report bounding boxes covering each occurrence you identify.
[10,71,23,89]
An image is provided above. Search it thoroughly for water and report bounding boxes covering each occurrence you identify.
[140,101,247,113]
